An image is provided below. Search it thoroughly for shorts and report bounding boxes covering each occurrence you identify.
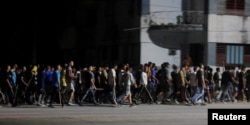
[125,85,131,96]
[70,80,75,91]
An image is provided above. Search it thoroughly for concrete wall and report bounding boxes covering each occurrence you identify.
[140,0,182,67]
[208,15,250,44]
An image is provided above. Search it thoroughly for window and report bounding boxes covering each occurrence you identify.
[217,44,250,66]
[169,49,176,56]
[142,0,150,15]
[226,0,245,15]
[226,45,244,65]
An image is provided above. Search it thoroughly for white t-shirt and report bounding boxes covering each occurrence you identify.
[108,68,116,85]
[140,71,148,86]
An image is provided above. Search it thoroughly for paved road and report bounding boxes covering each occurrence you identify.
[0,102,249,125]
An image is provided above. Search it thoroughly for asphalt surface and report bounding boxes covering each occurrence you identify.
[0,102,249,125]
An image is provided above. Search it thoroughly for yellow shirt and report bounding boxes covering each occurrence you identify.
[61,69,67,87]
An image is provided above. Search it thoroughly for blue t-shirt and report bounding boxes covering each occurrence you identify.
[11,70,17,87]
[53,70,61,88]
[45,70,54,83]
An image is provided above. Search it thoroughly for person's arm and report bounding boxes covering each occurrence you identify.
[180,71,185,87]
[201,74,206,89]
[6,73,12,88]
[130,73,136,85]
[57,71,61,90]
[21,76,29,87]
[68,68,77,79]
[91,74,96,90]
[231,71,238,84]
[112,70,116,85]
[6,75,13,94]
[243,72,246,89]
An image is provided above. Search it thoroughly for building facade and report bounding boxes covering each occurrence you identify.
[142,0,250,67]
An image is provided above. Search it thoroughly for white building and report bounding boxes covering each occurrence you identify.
[140,0,250,68]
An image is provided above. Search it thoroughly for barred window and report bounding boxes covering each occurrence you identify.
[226,0,245,15]
[226,45,244,64]
[217,44,250,66]
[217,44,226,53]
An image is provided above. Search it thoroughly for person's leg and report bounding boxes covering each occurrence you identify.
[60,86,67,107]
[37,89,46,106]
[89,89,98,105]
[68,81,75,105]
[112,85,117,105]
[191,87,203,104]
[221,84,230,102]
[144,86,154,103]
[80,88,90,103]
[135,86,145,103]
[5,88,13,106]
[48,86,57,108]
[0,89,6,104]
[247,85,250,102]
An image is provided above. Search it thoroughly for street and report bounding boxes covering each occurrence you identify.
[0,102,249,125]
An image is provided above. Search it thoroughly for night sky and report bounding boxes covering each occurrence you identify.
[2,0,141,67]
[2,1,99,65]
[3,1,70,65]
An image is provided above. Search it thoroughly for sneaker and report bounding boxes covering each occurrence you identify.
[7,103,12,107]
[191,100,198,106]
[94,102,100,106]
[78,102,83,106]
[233,99,237,103]
[129,104,136,108]
[166,98,171,102]
[200,103,206,106]
[37,103,46,107]
[182,101,189,105]
[133,100,139,105]
[113,100,118,105]
[67,102,76,106]
[174,99,179,104]
[155,101,161,104]
[118,100,125,105]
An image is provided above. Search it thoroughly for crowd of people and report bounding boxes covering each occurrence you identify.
[0,60,250,108]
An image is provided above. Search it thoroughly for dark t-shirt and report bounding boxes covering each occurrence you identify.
[196,69,204,87]
[238,71,245,86]
[171,71,180,88]
[135,70,142,86]
[84,71,94,88]
[94,71,101,88]
[221,71,232,86]
[246,73,250,86]
[213,72,220,83]
[157,68,169,83]
[1,71,12,89]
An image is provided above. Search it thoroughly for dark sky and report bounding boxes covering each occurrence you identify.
[2,1,95,65]
[2,0,141,66]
